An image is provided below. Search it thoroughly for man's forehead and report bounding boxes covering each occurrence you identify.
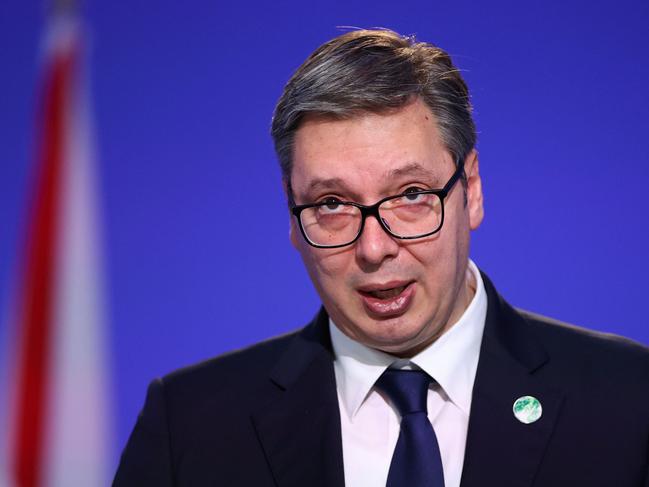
[290,99,454,197]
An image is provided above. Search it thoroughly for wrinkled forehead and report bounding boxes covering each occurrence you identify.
[290,101,455,202]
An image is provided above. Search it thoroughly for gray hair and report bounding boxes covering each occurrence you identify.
[271,29,476,201]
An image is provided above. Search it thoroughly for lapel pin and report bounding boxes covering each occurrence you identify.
[513,395,542,424]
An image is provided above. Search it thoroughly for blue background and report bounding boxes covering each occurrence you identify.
[1,0,648,465]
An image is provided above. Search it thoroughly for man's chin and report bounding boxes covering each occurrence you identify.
[358,325,436,358]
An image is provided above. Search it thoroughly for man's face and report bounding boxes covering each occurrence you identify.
[289,99,484,357]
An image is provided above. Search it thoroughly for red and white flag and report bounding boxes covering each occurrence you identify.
[0,9,113,487]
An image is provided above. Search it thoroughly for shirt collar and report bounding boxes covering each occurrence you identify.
[330,259,487,420]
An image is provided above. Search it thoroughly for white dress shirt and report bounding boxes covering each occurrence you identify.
[330,260,487,487]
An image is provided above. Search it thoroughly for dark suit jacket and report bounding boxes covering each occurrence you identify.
[114,274,649,486]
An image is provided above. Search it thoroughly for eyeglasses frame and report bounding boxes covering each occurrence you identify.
[291,161,465,249]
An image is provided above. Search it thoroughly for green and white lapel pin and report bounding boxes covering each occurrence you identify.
[513,395,542,424]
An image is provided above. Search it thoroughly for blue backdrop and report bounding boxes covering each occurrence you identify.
[1,0,647,465]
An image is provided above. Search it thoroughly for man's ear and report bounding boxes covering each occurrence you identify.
[464,149,484,230]
[283,178,300,249]
[289,216,300,249]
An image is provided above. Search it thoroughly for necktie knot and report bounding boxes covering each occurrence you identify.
[375,369,431,416]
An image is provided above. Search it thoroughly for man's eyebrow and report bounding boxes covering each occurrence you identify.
[305,177,350,194]
[300,162,439,198]
[385,162,438,181]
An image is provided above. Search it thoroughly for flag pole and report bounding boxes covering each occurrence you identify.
[2,2,113,484]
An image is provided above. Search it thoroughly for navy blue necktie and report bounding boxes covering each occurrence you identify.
[375,369,445,487]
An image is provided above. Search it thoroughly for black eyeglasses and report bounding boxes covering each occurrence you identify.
[291,163,465,248]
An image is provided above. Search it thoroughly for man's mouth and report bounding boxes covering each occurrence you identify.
[357,281,415,317]
[363,285,409,300]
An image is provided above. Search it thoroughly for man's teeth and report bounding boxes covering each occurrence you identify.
[369,285,406,299]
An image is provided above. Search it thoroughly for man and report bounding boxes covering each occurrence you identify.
[114,29,649,487]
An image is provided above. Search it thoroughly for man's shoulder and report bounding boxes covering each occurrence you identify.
[519,308,648,353]
[160,327,302,396]
[147,307,334,417]
[482,272,649,372]
[515,307,649,376]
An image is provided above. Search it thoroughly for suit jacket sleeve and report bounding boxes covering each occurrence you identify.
[113,379,174,487]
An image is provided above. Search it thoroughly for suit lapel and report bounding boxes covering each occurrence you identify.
[460,274,565,487]
[251,309,345,487]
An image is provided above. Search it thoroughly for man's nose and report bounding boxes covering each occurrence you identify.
[355,215,399,266]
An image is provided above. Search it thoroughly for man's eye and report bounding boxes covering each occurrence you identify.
[402,187,426,202]
[319,198,343,212]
